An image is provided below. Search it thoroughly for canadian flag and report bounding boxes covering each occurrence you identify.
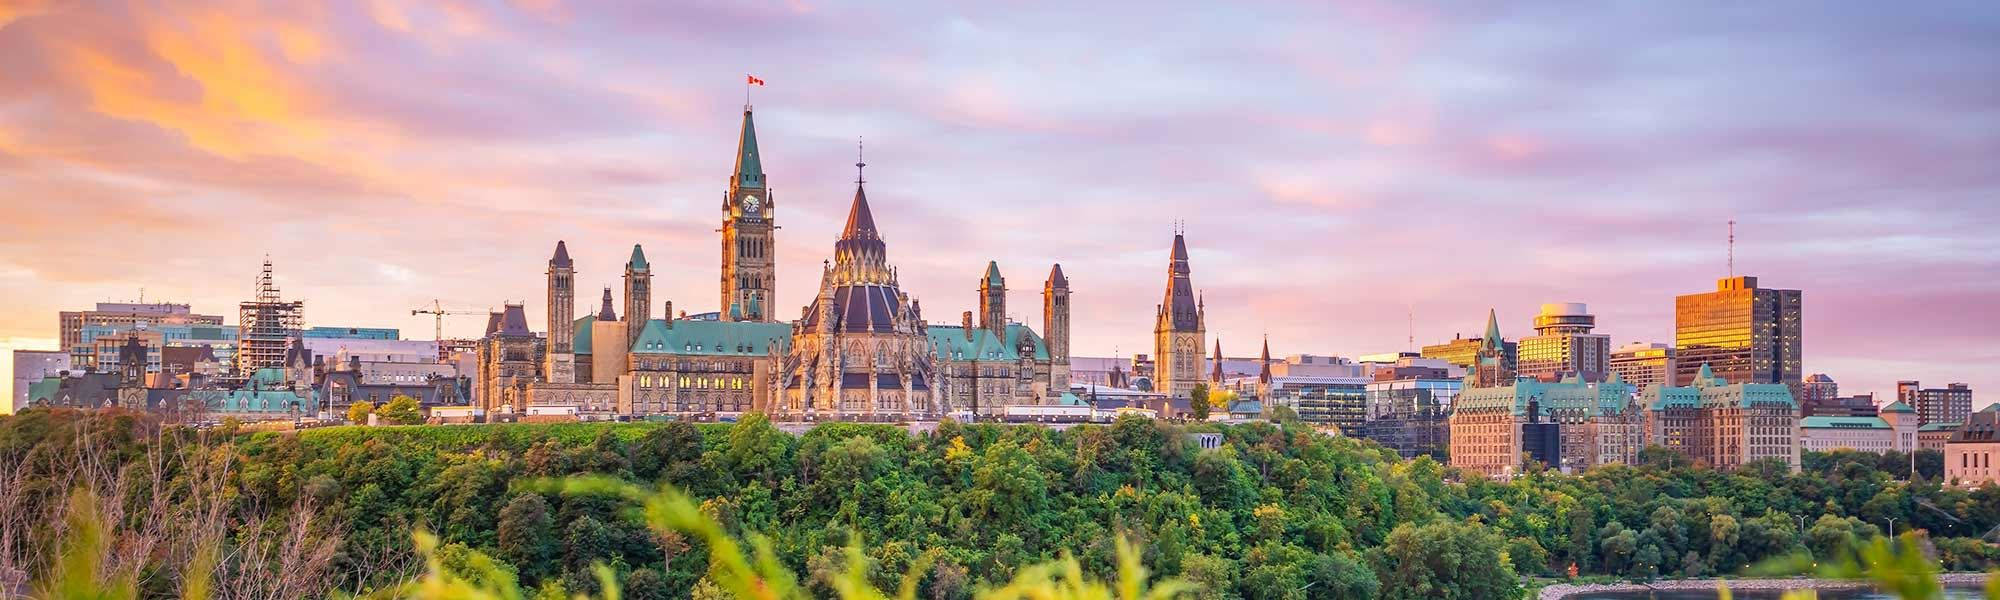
[746,75,765,86]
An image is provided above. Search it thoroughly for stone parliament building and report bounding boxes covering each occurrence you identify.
[476,107,1072,421]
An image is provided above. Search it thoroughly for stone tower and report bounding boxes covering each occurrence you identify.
[1043,264,1071,394]
[624,244,651,349]
[1466,308,1515,388]
[1153,231,1206,399]
[545,240,576,383]
[980,261,1006,336]
[720,108,776,321]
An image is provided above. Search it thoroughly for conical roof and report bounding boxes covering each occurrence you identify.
[841,183,879,241]
[1209,339,1223,382]
[597,288,617,321]
[734,109,764,187]
[627,244,649,270]
[1258,336,1273,384]
[1047,263,1068,289]
[550,240,572,267]
[985,261,1003,286]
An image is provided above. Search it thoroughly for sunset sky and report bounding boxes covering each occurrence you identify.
[2,1,1996,409]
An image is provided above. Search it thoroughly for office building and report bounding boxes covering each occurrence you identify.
[60,302,225,369]
[1673,275,1802,397]
[1517,303,1612,382]
[1608,343,1676,393]
[1798,401,1916,454]
[1360,360,1458,459]
[1899,381,1974,426]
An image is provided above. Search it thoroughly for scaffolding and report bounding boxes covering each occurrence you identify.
[235,259,304,376]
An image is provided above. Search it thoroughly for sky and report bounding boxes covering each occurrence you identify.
[2,1,1997,411]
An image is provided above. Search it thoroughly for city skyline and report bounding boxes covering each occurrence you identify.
[3,2,1997,408]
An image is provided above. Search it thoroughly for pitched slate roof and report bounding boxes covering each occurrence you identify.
[928,322,1050,362]
[550,240,573,268]
[1047,263,1067,289]
[629,319,792,356]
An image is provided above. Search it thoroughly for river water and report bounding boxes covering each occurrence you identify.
[1570,587,1987,599]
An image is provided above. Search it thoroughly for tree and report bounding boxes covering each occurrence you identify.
[497,493,556,581]
[1372,520,1520,600]
[346,400,375,423]
[1190,384,1212,421]
[375,394,424,425]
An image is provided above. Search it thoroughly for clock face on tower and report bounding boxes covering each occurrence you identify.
[740,195,762,215]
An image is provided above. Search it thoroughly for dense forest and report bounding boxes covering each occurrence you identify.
[0,409,1994,599]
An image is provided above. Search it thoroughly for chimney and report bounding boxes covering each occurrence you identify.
[962,311,974,341]
[664,300,674,328]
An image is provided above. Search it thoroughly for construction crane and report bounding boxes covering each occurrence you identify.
[412,300,487,341]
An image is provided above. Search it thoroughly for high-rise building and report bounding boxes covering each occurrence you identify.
[1609,342,1676,392]
[1674,275,1802,397]
[1900,381,1973,426]
[1152,231,1206,400]
[720,107,776,322]
[1361,360,1458,459]
[1422,335,1517,375]
[236,260,304,376]
[60,302,225,369]
[1800,373,1838,413]
[1517,303,1612,382]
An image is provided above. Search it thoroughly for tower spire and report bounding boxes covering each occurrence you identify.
[733,107,764,188]
[1727,219,1735,277]
[855,138,866,184]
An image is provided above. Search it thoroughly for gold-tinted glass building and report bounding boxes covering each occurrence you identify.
[1674,276,1802,397]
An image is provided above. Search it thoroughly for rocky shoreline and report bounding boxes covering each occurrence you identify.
[1538,573,1991,599]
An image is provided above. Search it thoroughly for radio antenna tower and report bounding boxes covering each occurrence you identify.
[1728,219,1736,277]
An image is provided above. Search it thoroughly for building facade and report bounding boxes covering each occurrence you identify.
[1798,402,1917,454]
[1360,362,1457,459]
[1900,381,1974,426]
[60,302,225,369]
[11,350,71,413]
[1152,232,1206,400]
[1610,342,1676,392]
[1944,405,1998,487]
[1643,364,1801,470]
[1463,309,1515,389]
[1674,276,1802,397]
[1449,376,1640,477]
[771,163,942,421]
[1516,303,1612,383]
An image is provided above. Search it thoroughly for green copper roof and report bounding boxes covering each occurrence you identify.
[734,109,764,187]
[25,377,59,404]
[1481,309,1502,350]
[248,367,288,388]
[630,319,792,356]
[1880,400,1915,413]
[628,244,649,270]
[1919,422,1961,432]
[928,323,1050,362]
[1456,378,1635,417]
[985,261,1003,286]
[571,315,597,355]
[1802,416,1890,429]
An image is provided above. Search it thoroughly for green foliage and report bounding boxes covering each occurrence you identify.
[6,409,1998,600]
[1370,519,1520,600]
[1188,384,1211,421]
[375,394,425,425]
[348,400,375,423]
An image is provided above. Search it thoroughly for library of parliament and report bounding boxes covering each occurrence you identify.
[475,107,1077,421]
